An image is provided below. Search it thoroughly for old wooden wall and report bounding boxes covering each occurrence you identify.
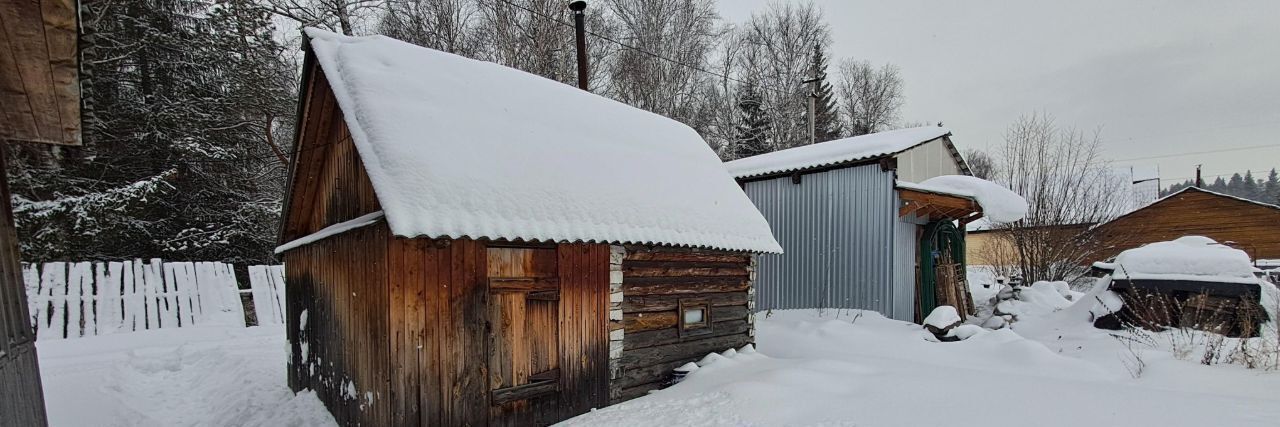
[285,228,610,426]
[615,246,754,402]
[285,222,392,426]
[1093,188,1280,261]
[0,149,49,426]
[280,64,381,244]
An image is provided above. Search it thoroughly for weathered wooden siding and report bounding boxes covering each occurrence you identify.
[1093,188,1280,261]
[280,65,381,244]
[286,233,609,426]
[615,246,754,402]
[285,222,392,426]
[0,149,49,426]
[0,0,81,146]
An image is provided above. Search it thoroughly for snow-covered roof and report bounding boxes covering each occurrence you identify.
[301,28,781,253]
[724,127,952,179]
[911,175,1028,223]
[1112,236,1259,284]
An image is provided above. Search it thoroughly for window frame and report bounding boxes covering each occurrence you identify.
[678,298,711,337]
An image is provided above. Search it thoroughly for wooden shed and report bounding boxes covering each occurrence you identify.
[725,128,984,322]
[1,0,83,425]
[276,29,781,426]
[1091,186,1280,262]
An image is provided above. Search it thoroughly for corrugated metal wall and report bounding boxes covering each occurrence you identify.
[893,212,926,321]
[743,163,903,318]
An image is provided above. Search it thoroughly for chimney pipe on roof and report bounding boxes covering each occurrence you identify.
[570,1,589,91]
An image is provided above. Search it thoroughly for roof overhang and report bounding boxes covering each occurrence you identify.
[897,186,983,224]
[0,0,81,145]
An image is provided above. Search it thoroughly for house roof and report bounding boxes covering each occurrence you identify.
[724,127,954,179]
[1091,186,1280,231]
[299,28,781,253]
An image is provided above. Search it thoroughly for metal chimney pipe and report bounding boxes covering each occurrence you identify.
[569,1,589,90]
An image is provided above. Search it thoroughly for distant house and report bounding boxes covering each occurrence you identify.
[726,128,981,322]
[276,29,780,426]
[1,1,83,425]
[1091,186,1280,262]
[965,222,1095,269]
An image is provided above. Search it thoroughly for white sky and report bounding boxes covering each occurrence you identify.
[718,0,1280,187]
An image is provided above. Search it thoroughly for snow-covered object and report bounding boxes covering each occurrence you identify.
[1089,290,1124,319]
[1112,236,1256,283]
[301,28,781,253]
[946,324,988,340]
[923,306,961,329]
[914,175,1029,223]
[275,211,385,254]
[724,126,952,178]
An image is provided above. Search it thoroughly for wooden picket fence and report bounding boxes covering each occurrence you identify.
[22,260,287,340]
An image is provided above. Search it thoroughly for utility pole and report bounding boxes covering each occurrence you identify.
[569,1,589,91]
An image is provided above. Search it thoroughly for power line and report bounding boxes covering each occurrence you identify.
[1113,143,1280,163]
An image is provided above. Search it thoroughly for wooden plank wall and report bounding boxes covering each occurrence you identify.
[285,235,611,426]
[0,0,81,146]
[1093,189,1280,261]
[285,223,392,426]
[556,243,611,418]
[280,66,381,244]
[615,246,754,402]
[0,149,49,425]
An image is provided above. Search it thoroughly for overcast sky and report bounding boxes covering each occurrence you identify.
[719,0,1280,187]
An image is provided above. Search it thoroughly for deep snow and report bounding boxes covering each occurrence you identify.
[39,307,1280,426]
[38,326,335,427]
[564,310,1280,426]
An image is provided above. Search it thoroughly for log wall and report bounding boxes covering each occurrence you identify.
[613,245,755,402]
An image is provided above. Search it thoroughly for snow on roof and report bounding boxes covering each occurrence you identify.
[275,211,384,254]
[902,175,1028,223]
[303,28,781,253]
[724,127,952,179]
[1112,236,1259,284]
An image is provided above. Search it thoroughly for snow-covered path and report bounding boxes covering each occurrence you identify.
[38,326,334,427]
[564,310,1280,427]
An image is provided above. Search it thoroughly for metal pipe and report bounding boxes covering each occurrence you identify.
[569,1,589,90]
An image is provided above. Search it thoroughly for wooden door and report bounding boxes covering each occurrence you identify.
[487,246,562,426]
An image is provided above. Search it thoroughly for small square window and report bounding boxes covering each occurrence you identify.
[679,299,711,336]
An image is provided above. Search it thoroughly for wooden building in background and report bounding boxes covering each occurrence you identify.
[1,0,83,425]
[276,29,780,426]
[1091,187,1280,262]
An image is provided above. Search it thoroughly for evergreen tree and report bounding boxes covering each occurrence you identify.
[733,80,772,159]
[1243,170,1260,200]
[1266,168,1280,204]
[807,44,842,142]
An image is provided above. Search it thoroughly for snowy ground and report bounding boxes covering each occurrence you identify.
[38,326,334,427]
[566,309,1280,426]
[39,308,1280,426]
